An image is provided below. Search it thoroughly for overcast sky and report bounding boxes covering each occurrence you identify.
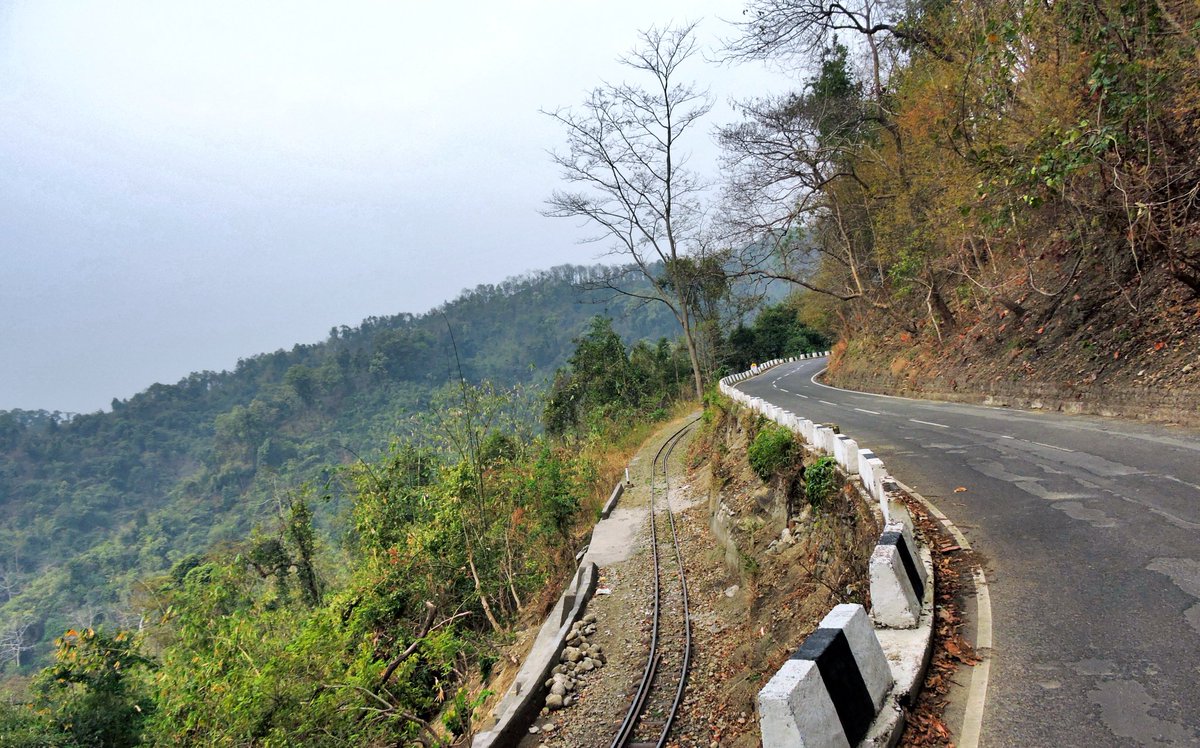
[0,1,798,414]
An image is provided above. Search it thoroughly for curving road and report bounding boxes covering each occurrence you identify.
[737,357,1200,747]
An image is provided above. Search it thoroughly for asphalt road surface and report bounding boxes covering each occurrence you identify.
[736,357,1200,747]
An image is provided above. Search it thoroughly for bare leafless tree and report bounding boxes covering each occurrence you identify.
[0,618,34,670]
[543,23,715,399]
[725,0,947,72]
[0,559,23,604]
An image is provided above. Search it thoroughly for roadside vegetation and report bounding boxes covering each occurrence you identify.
[0,265,681,675]
[0,302,824,746]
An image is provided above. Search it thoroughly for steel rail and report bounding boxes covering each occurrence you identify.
[610,418,697,748]
[656,427,693,748]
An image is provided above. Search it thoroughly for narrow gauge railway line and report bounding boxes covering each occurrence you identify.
[611,419,696,748]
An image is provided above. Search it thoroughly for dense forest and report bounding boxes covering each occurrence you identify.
[0,257,813,679]
[0,265,692,673]
[0,282,824,746]
[719,0,1199,402]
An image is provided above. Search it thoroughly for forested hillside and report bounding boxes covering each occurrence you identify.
[721,0,1200,415]
[0,275,826,746]
[0,264,683,669]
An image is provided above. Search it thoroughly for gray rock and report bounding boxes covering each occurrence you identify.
[545,694,564,710]
[563,646,582,663]
[550,682,566,697]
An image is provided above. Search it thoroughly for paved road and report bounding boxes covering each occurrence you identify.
[736,357,1200,747]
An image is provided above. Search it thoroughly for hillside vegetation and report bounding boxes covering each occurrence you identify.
[0,293,826,746]
[0,265,685,669]
[721,0,1200,412]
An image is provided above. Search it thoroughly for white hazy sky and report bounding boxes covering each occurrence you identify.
[0,1,799,413]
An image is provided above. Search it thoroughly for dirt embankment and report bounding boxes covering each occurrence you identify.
[669,401,883,746]
[827,266,1200,427]
[506,403,882,747]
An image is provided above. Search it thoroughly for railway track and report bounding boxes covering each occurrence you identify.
[611,419,696,748]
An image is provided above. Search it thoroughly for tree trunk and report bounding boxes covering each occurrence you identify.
[679,312,705,399]
[467,551,502,634]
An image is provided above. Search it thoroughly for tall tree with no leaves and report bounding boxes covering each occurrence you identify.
[544,23,713,399]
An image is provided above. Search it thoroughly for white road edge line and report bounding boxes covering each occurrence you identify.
[854,407,882,415]
[909,418,950,429]
[894,477,992,748]
[819,400,837,406]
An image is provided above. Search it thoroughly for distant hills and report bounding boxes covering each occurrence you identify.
[0,263,683,669]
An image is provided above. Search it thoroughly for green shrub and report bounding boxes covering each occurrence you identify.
[747,426,796,481]
[805,456,838,507]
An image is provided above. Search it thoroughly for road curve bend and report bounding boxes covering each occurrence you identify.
[739,357,1200,747]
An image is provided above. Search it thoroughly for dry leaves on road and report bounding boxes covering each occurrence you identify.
[896,494,984,748]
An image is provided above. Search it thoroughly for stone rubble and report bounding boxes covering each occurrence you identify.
[542,613,606,713]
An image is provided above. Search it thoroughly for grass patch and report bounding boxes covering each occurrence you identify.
[747,424,796,481]
[805,456,838,508]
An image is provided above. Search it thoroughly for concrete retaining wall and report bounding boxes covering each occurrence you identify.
[601,481,624,519]
[473,562,598,747]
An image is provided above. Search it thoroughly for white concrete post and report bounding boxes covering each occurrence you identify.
[869,523,926,628]
[758,604,893,747]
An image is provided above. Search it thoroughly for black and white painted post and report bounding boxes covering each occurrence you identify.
[758,604,893,747]
[869,522,928,628]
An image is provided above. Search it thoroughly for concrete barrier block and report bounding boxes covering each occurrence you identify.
[833,436,859,474]
[870,529,925,628]
[815,427,836,455]
[759,604,893,748]
[870,468,888,507]
[884,514,926,590]
[759,659,846,748]
[798,419,815,444]
[858,451,886,504]
[818,604,893,709]
[857,449,876,481]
